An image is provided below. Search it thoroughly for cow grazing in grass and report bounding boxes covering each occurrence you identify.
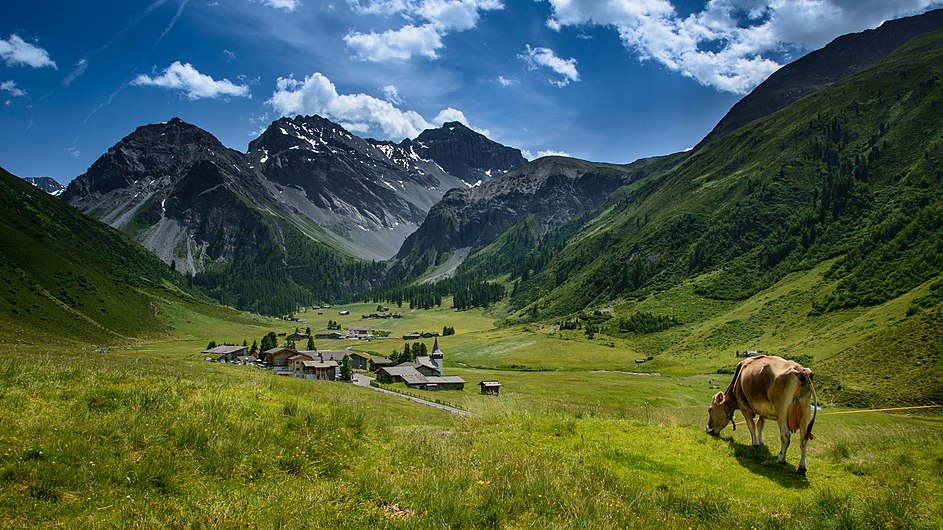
[707,355,818,474]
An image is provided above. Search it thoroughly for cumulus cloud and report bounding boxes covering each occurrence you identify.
[345,0,503,61]
[268,71,482,139]
[131,61,250,100]
[520,45,580,87]
[268,72,434,138]
[537,149,571,158]
[257,0,299,11]
[0,34,56,69]
[544,0,941,94]
[1,80,26,97]
[345,24,443,61]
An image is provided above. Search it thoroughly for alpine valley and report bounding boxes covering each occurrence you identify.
[3,7,943,529]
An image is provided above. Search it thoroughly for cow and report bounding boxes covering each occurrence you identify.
[706,355,818,474]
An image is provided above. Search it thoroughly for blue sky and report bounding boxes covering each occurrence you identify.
[2,0,940,184]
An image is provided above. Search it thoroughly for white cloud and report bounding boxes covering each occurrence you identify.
[521,149,534,160]
[520,45,580,87]
[64,58,88,87]
[496,75,515,87]
[433,107,468,126]
[537,149,571,158]
[268,71,482,139]
[257,0,299,11]
[434,107,491,136]
[345,0,503,61]
[544,0,942,94]
[223,49,237,61]
[66,147,81,157]
[0,34,56,69]
[131,61,251,100]
[268,72,434,138]
[345,24,443,61]
[0,80,26,97]
[381,84,404,104]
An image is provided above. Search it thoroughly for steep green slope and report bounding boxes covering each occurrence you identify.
[0,166,245,345]
[509,30,943,319]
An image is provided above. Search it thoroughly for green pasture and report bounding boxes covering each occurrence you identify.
[2,343,941,529]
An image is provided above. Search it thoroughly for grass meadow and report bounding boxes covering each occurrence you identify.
[2,266,942,528]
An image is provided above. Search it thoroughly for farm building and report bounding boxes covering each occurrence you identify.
[314,332,344,339]
[479,381,502,395]
[370,357,394,372]
[203,345,248,362]
[375,366,465,391]
[347,326,371,339]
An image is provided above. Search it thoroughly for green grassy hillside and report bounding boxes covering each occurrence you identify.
[0,167,271,346]
[511,31,943,318]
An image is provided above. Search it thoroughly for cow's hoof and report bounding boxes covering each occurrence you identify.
[797,466,807,475]
[777,459,787,465]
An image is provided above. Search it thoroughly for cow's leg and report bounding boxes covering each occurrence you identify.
[742,411,759,446]
[777,420,791,464]
[797,414,811,474]
[756,416,765,446]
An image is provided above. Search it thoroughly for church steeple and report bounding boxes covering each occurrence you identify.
[430,337,443,375]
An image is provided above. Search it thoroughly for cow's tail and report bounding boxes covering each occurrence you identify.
[804,371,817,441]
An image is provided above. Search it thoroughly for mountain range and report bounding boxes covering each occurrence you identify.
[1,8,941,404]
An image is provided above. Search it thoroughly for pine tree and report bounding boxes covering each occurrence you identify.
[340,354,352,381]
[207,340,217,350]
[307,336,315,350]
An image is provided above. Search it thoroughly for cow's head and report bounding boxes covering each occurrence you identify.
[706,392,735,435]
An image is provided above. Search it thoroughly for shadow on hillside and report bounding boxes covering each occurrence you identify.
[722,437,811,489]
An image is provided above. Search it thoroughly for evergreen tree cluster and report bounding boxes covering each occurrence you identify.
[442,326,455,336]
[372,275,504,310]
[614,312,680,334]
[390,341,429,363]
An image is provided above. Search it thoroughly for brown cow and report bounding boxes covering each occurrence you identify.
[706,355,818,473]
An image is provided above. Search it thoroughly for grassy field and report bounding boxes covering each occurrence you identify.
[2,273,942,528]
[2,343,941,528]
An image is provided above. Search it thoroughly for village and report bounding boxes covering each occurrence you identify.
[201,306,502,398]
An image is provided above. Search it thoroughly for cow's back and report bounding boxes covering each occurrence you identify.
[735,356,812,428]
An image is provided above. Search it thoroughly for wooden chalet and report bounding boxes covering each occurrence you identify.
[314,332,344,340]
[203,345,248,362]
[300,360,338,380]
[370,357,394,372]
[263,347,297,367]
[347,326,371,339]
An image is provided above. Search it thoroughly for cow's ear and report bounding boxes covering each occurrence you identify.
[713,392,725,405]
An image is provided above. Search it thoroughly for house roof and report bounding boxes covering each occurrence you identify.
[301,360,338,368]
[348,352,369,359]
[371,357,393,365]
[379,366,424,378]
[264,347,296,355]
[288,353,318,361]
[314,350,348,362]
[479,381,502,387]
[347,326,371,332]
[414,356,438,370]
[204,345,247,354]
[401,374,430,385]
[426,376,465,384]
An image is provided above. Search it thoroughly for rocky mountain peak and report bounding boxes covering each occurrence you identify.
[402,121,526,185]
